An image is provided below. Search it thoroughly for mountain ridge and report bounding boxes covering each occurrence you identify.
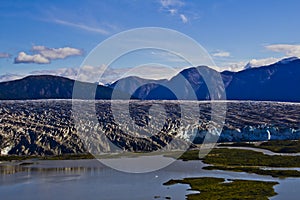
[1,57,300,101]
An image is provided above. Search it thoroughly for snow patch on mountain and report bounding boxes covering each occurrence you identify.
[244,57,282,70]
[244,57,300,70]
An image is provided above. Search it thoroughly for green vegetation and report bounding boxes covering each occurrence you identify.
[259,140,300,153]
[220,140,300,153]
[177,149,200,161]
[203,148,300,167]
[0,155,36,161]
[41,153,95,160]
[180,148,300,167]
[203,166,300,178]
[164,177,278,200]
[179,148,300,178]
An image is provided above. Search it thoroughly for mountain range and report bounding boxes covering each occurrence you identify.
[0,75,114,100]
[1,57,300,102]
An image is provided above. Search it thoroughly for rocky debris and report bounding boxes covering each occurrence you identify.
[0,100,85,155]
[0,100,300,156]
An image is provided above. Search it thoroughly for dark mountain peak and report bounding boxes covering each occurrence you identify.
[174,65,217,84]
[108,75,168,100]
[0,75,115,100]
[23,74,73,82]
[244,62,253,70]
[112,75,146,84]
[277,56,299,64]
[221,70,236,75]
[179,65,214,75]
[110,75,166,87]
[226,56,300,102]
[0,74,71,85]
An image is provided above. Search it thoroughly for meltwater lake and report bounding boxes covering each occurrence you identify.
[1,155,300,200]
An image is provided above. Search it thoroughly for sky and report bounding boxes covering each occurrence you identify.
[1,0,300,83]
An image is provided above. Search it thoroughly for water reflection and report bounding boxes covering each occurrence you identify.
[0,158,300,200]
[0,162,105,176]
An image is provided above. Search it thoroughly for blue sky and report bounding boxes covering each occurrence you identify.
[1,0,300,82]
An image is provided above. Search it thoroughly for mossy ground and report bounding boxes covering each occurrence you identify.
[164,177,278,200]
[179,148,300,178]
[202,148,300,167]
[220,140,300,153]
[203,166,300,178]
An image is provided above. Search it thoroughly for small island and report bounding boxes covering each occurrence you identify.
[164,177,278,200]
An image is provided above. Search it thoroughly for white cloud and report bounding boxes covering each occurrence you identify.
[78,65,153,84]
[221,57,284,72]
[0,68,78,82]
[169,9,177,15]
[247,57,281,68]
[265,44,300,57]
[53,19,109,35]
[122,65,188,80]
[32,45,82,60]
[30,67,79,80]
[212,50,230,57]
[75,64,193,84]
[1,64,188,84]
[0,74,26,82]
[159,0,188,24]
[180,14,188,23]
[14,52,50,64]
[222,61,246,72]
[214,44,300,72]
[14,45,82,64]
[0,52,10,58]
[0,65,216,83]
[76,65,105,83]
[160,0,184,8]
[74,64,127,83]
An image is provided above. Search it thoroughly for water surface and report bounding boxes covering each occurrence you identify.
[1,158,299,200]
